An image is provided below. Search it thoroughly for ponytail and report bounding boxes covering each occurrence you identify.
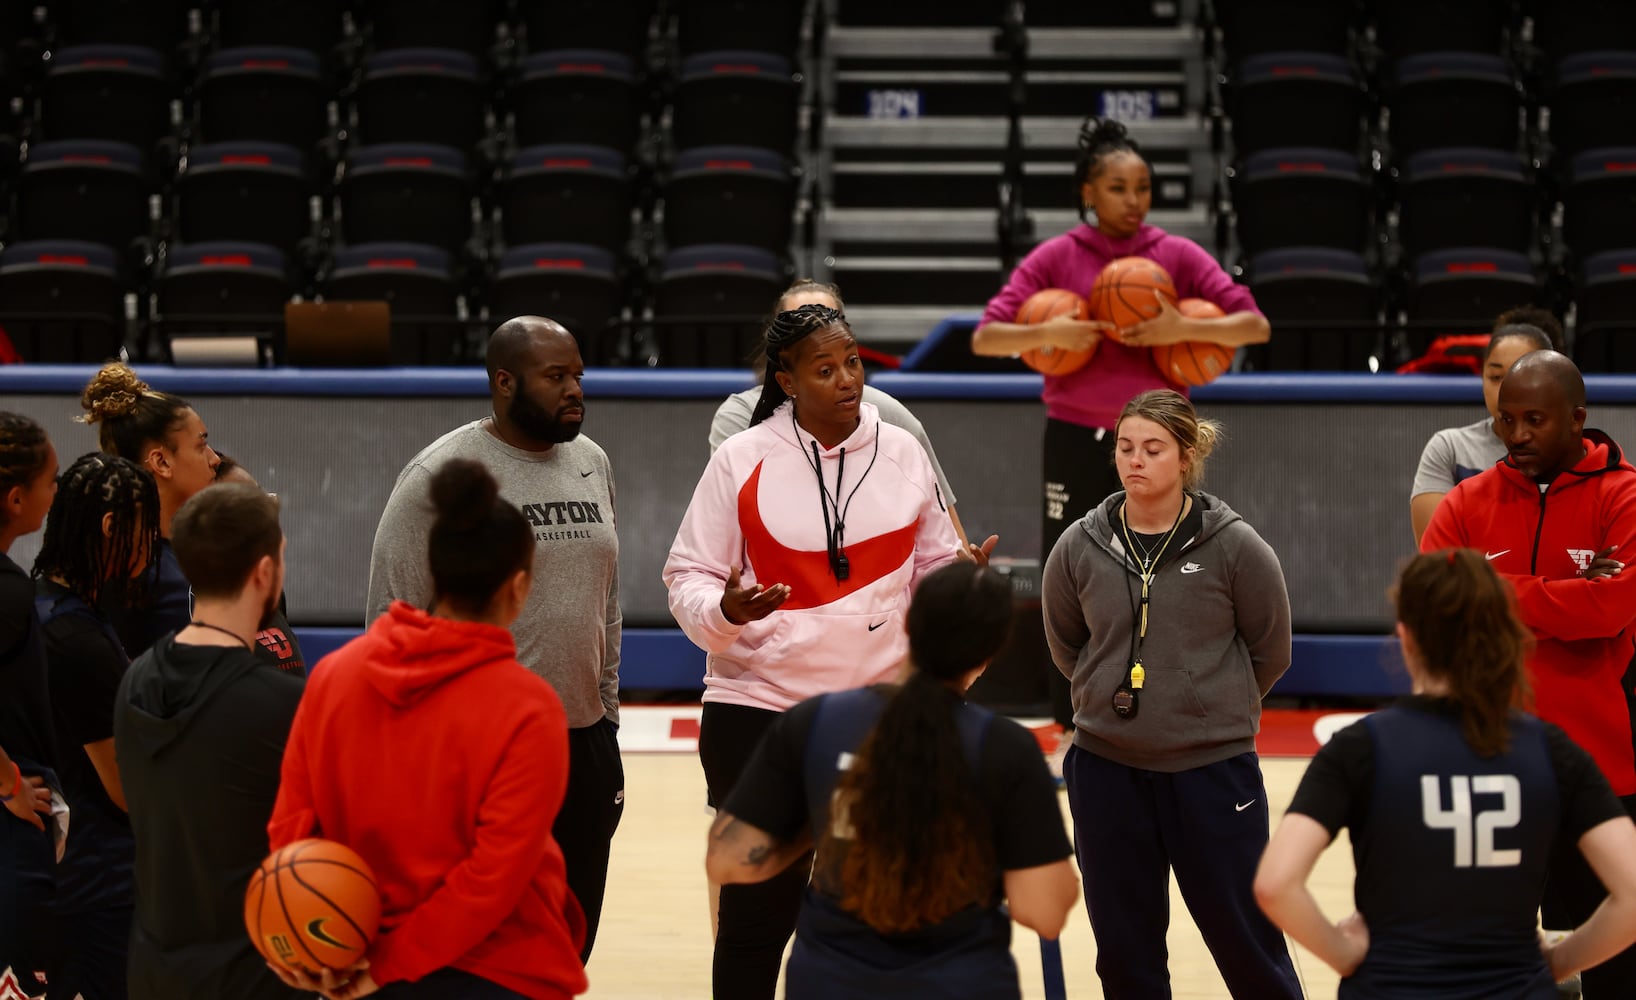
[1394,549,1533,757]
[817,673,995,933]
[814,563,1014,932]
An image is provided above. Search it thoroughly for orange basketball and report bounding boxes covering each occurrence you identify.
[1153,298,1236,386]
[246,839,382,974]
[1090,257,1177,341]
[1014,288,1095,376]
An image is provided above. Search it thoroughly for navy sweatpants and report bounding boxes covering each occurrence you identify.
[1064,746,1301,1000]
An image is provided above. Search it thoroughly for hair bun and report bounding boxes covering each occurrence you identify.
[1079,116,1130,152]
[430,458,500,533]
[78,363,150,424]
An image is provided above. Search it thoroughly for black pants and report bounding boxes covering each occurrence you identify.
[1064,747,1302,1000]
[700,702,813,1000]
[552,716,624,964]
[46,905,131,1000]
[1543,793,1636,997]
[0,812,56,998]
[375,968,536,999]
[1043,419,1120,729]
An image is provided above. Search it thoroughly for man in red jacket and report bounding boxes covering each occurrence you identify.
[1422,350,1636,996]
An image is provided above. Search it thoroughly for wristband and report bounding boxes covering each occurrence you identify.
[0,761,20,803]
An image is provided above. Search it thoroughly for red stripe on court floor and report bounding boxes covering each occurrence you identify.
[624,706,1350,758]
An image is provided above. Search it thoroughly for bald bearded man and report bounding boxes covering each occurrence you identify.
[1422,350,1636,996]
[368,316,624,962]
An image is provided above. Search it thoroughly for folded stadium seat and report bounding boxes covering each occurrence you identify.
[52,0,187,52]
[519,0,658,61]
[323,242,464,364]
[1373,0,1508,56]
[652,244,785,367]
[1213,0,1358,65]
[0,240,127,362]
[340,143,473,256]
[1386,53,1520,159]
[498,144,632,253]
[214,0,345,55]
[1403,247,1539,351]
[175,142,316,260]
[1531,0,1636,63]
[488,243,622,360]
[661,145,794,254]
[511,50,639,154]
[1397,148,1534,259]
[196,47,328,152]
[1233,147,1372,257]
[1244,247,1379,370]
[38,45,171,151]
[1228,52,1363,158]
[16,140,151,250]
[155,241,293,342]
[672,51,798,155]
[677,0,803,58]
[1549,53,1636,161]
[355,48,486,150]
[1563,148,1636,261]
[362,0,506,57]
[1572,249,1636,371]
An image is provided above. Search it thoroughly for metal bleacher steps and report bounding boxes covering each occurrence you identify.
[815,1,1212,350]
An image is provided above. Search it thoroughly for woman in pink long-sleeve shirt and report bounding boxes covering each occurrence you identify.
[972,115,1269,738]
[664,304,964,1000]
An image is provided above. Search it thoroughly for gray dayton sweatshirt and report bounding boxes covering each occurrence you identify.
[1041,491,1290,772]
[366,419,620,728]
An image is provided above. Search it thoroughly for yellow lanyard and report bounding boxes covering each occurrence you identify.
[1119,500,1186,690]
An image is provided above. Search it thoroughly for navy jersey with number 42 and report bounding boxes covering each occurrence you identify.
[1345,707,1559,999]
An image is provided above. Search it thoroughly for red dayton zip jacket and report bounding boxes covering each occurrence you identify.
[1422,430,1636,796]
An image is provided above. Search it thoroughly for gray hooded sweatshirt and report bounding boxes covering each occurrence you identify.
[1041,490,1291,773]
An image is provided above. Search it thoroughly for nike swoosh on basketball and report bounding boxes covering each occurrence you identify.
[1180,562,1203,574]
[1486,549,1510,561]
[1235,800,1256,812]
[867,620,887,631]
[306,918,348,949]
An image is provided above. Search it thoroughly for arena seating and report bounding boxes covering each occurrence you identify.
[498,144,634,253]
[0,0,1631,370]
[1243,247,1379,371]
[1396,148,1533,258]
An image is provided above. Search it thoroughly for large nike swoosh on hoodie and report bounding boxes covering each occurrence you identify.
[738,460,917,611]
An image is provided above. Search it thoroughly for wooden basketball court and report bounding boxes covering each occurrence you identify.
[589,713,1356,999]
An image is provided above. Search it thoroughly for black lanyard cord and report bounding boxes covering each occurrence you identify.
[797,408,881,582]
[1115,496,1187,710]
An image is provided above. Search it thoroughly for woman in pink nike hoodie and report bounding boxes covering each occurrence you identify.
[972,115,1269,743]
[664,304,963,1000]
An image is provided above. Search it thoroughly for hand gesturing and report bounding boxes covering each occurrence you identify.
[720,567,790,625]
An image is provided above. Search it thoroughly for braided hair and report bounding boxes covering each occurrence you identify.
[33,452,160,607]
[1074,116,1146,223]
[748,305,852,427]
[0,412,52,521]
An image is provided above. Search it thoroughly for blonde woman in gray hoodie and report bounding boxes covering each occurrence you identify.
[1042,388,1299,1000]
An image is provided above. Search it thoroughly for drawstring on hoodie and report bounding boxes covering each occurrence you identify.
[795,407,880,582]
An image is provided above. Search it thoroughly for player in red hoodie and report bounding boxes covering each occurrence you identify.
[268,458,586,1000]
[1421,350,1636,997]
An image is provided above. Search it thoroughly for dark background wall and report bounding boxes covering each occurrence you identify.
[14,371,1610,634]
